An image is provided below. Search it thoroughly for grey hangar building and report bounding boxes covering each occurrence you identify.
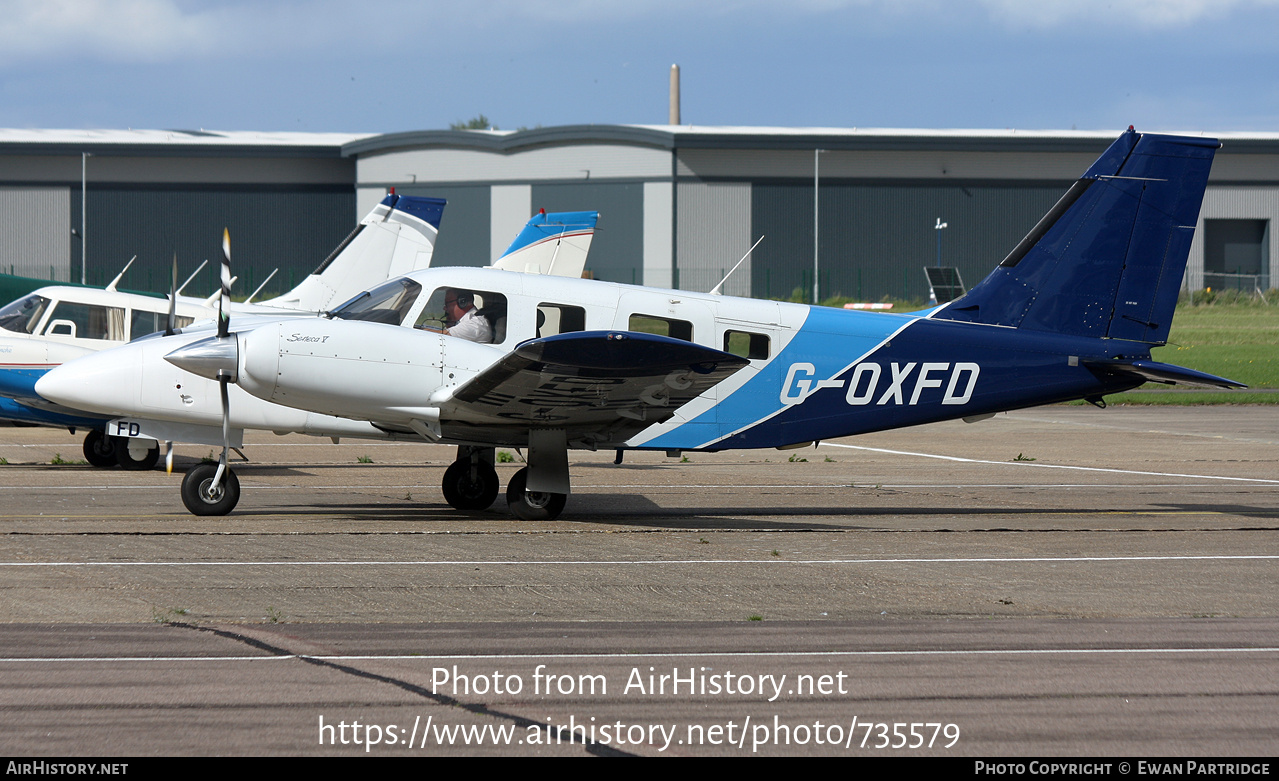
[2,125,1275,303]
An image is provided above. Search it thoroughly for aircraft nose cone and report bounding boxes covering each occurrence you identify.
[164,335,238,382]
[35,351,132,415]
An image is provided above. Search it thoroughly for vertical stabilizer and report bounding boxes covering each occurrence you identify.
[933,129,1218,345]
[490,210,598,278]
[257,194,446,312]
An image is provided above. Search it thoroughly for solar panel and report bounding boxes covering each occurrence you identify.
[924,267,965,303]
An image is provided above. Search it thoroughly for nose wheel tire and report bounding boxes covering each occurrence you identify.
[505,467,566,521]
[181,463,240,516]
[115,437,159,471]
[82,430,117,468]
[441,460,500,511]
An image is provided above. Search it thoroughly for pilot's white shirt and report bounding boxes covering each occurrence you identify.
[448,308,492,343]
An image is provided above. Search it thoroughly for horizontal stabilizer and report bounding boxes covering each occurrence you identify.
[1085,359,1246,389]
[491,210,598,278]
[445,331,747,437]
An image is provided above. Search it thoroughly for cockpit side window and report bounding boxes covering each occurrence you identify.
[329,278,422,325]
[415,287,508,345]
[42,301,126,340]
[0,294,50,334]
[723,329,770,360]
[131,309,195,339]
[628,314,693,342]
[536,303,586,337]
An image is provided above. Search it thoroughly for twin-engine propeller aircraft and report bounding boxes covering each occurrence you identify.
[38,129,1243,520]
[0,193,446,467]
[29,208,600,497]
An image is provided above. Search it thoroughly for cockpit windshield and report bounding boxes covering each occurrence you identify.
[0,294,50,334]
[327,278,422,325]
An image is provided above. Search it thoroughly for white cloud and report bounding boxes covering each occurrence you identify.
[1,0,1275,66]
[977,0,1279,29]
[0,0,235,61]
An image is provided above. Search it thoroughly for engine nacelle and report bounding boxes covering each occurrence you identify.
[233,319,501,424]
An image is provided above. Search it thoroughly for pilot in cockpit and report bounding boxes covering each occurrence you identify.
[442,289,493,344]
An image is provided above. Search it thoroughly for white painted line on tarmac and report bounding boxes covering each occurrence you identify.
[1,554,1274,568]
[3,646,1276,664]
[2,482,1274,492]
[819,442,1279,484]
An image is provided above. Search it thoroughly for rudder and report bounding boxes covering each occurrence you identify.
[934,129,1218,345]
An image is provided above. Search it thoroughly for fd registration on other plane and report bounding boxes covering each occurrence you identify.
[38,129,1243,520]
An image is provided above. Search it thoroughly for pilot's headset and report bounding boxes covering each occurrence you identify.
[453,291,474,310]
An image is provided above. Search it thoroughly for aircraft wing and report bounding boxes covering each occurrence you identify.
[437,331,748,443]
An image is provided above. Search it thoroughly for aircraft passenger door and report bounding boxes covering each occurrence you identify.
[713,299,783,433]
[616,292,719,442]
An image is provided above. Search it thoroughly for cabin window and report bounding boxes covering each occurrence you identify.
[628,314,693,342]
[415,287,508,344]
[42,301,126,340]
[723,330,770,360]
[329,277,422,325]
[130,309,195,339]
[0,294,50,334]
[537,303,586,337]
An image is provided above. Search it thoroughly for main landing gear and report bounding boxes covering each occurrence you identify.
[441,446,499,511]
[82,429,116,467]
[116,438,159,471]
[440,443,569,521]
[81,429,160,470]
[505,467,566,521]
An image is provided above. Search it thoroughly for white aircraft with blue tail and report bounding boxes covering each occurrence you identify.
[37,129,1242,519]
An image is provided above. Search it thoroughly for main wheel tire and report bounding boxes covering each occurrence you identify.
[82,430,116,468]
[115,438,159,471]
[505,467,566,521]
[441,460,499,510]
[180,463,240,516]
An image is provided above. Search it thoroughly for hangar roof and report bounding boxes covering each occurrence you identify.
[0,128,373,157]
[342,125,1279,157]
[4,125,1277,160]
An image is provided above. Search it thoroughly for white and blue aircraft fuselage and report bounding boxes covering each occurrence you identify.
[37,129,1243,519]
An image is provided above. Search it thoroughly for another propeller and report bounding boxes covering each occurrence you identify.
[165,228,242,515]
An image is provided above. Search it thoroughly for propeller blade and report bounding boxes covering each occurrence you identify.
[218,228,231,339]
[164,441,174,475]
[165,253,178,336]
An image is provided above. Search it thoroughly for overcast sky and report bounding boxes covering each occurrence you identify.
[1,0,1277,135]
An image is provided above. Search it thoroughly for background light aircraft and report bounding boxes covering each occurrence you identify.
[39,129,1243,520]
[29,208,600,485]
[0,193,445,467]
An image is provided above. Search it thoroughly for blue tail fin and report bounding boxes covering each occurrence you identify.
[933,129,1219,345]
[492,210,598,278]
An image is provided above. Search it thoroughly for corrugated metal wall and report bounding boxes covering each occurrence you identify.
[750,181,1066,302]
[82,187,354,298]
[676,182,752,296]
[532,182,644,284]
[1194,187,1279,291]
[0,187,71,281]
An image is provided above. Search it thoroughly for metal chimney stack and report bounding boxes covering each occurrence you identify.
[669,64,680,125]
